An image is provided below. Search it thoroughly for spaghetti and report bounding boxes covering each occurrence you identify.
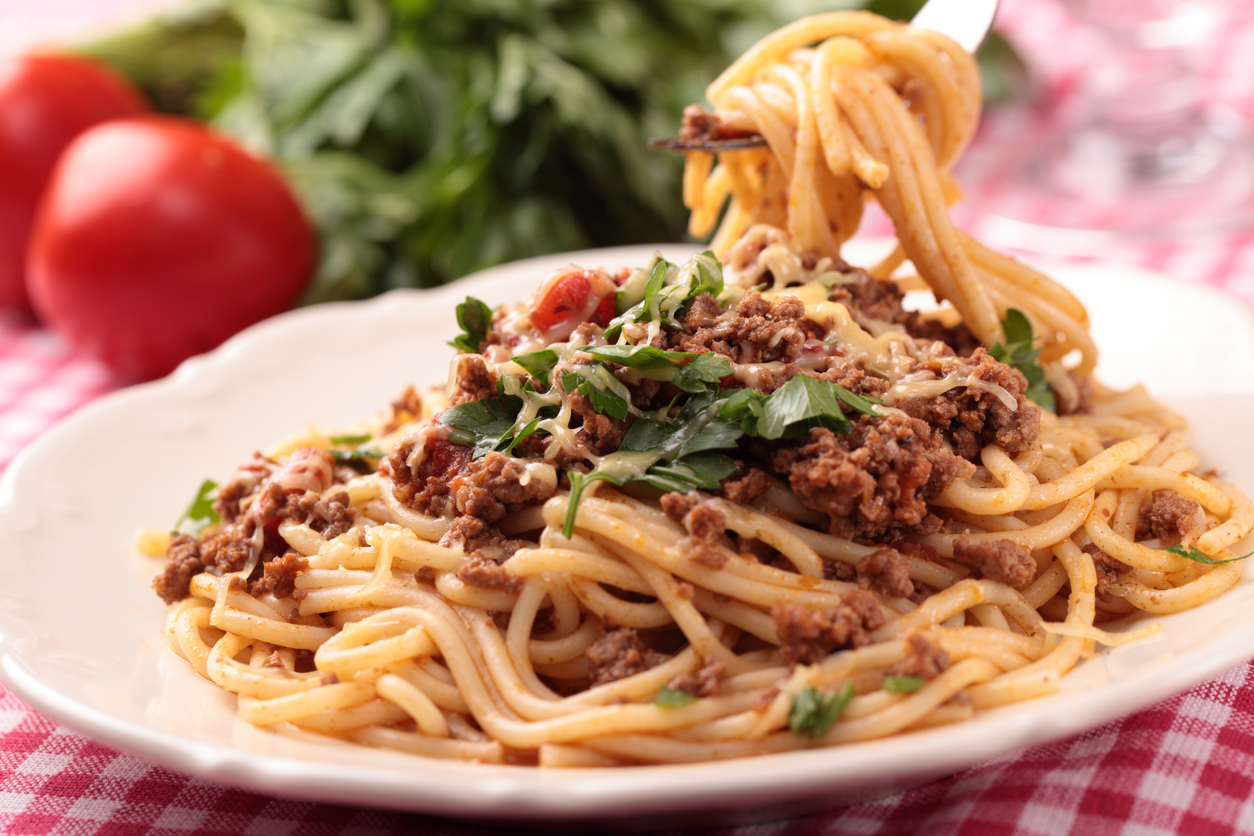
[147,12,1252,767]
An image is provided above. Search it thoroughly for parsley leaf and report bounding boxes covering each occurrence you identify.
[674,418,743,459]
[1163,545,1253,565]
[654,685,699,708]
[672,352,733,394]
[450,297,492,354]
[563,470,629,537]
[439,395,524,459]
[645,452,737,491]
[989,308,1055,412]
[512,349,559,387]
[329,433,372,445]
[173,479,220,536]
[560,372,630,420]
[619,417,672,452]
[883,676,925,693]
[755,374,855,440]
[788,683,855,741]
[580,344,693,371]
[328,447,385,462]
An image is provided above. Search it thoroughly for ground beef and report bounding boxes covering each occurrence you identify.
[388,436,471,517]
[895,348,1041,460]
[1056,370,1094,416]
[586,627,670,687]
[200,520,256,575]
[258,486,355,540]
[1082,543,1130,600]
[384,385,425,434]
[669,289,814,364]
[1138,489,1201,543]
[735,535,775,562]
[824,559,858,582]
[856,548,915,599]
[951,534,1036,587]
[767,412,975,539]
[721,468,770,506]
[448,452,558,524]
[817,364,892,399]
[826,270,979,354]
[457,555,523,592]
[888,633,949,681]
[440,515,531,562]
[666,658,726,698]
[448,356,498,406]
[678,104,758,144]
[153,534,204,604]
[660,492,728,568]
[250,551,309,599]
[212,457,271,523]
[567,389,629,456]
[773,590,884,665]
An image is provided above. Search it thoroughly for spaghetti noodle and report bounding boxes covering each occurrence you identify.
[146,11,1252,766]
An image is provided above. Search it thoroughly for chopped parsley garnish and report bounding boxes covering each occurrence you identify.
[606,252,725,340]
[883,676,925,693]
[439,394,527,459]
[672,353,733,394]
[990,308,1055,412]
[580,344,693,371]
[173,479,220,536]
[560,372,630,420]
[450,296,493,353]
[328,447,385,462]
[329,433,372,445]
[511,349,560,387]
[788,683,855,741]
[717,374,880,440]
[654,685,699,708]
[1162,545,1252,565]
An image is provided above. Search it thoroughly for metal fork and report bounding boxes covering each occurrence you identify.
[648,0,1001,153]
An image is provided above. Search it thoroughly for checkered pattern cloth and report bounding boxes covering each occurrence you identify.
[4,1,1254,833]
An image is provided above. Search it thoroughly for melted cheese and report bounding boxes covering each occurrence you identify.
[882,373,964,405]
[760,281,915,377]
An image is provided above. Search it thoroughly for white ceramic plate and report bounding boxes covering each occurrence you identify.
[2,241,1253,826]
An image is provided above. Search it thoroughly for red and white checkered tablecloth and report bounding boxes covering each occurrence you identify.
[5,1,1254,833]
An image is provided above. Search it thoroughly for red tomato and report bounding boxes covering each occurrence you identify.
[531,267,617,335]
[0,55,147,310]
[27,116,316,380]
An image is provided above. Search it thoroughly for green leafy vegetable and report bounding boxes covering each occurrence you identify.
[754,374,858,440]
[579,344,693,371]
[560,372,630,420]
[563,470,628,537]
[643,453,737,493]
[672,352,733,394]
[990,308,1055,412]
[329,433,372,445]
[173,479,220,536]
[512,349,560,387]
[1162,545,1253,565]
[882,676,925,693]
[439,394,525,459]
[79,1,1024,304]
[788,683,855,741]
[654,685,699,708]
[450,297,492,353]
[328,447,385,462]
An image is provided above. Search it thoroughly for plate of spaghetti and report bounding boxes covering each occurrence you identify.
[2,9,1254,824]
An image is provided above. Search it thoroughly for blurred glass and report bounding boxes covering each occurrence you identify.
[977,0,1254,237]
